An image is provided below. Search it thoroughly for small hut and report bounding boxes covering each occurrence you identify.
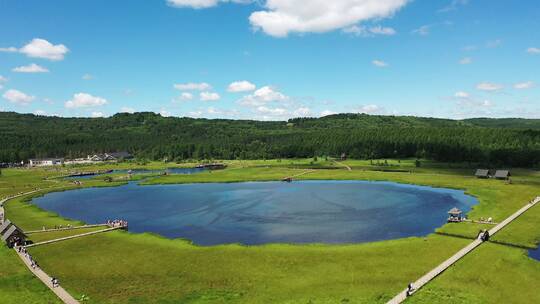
[494,170,511,180]
[474,169,490,179]
[447,207,464,223]
[1,222,26,248]
[0,219,13,235]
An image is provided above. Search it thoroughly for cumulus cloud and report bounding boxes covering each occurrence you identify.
[159,109,172,117]
[91,111,105,118]
[2,89,35,106]
[249,0,409,37]
[34,110,47,116]
[372,59,389,67]
[238,86,289,106]
[181,92,194,100]
[12,63,49,73]
[527,47,540,54]
[459,57,472,65]
[476,82,503,92]
[174,82,212,91]
[320,110,337,117]
[200,91,221,101]
[19,38,69,61]
[293,107,311,117]
[343,25,396,37]
[227,80,256,92]
[65,93,108,108]
[82,74,93,80]
[514,81,534,90]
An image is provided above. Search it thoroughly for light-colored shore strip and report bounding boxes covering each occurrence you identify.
[25,226,123,248]
[26,224,109,234]
[14,248,80,304]
[387,196,540,304]
[1,189,43,224]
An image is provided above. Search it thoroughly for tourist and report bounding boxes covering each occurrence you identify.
[406,283,414,296]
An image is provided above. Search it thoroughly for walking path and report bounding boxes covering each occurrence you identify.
[26,224,109,234]
[1,189,43,225]
[333,160,352,171]
[282,169,315,181]
[15,248,79,304]
[387,196,540,304]
[25,226,124,248]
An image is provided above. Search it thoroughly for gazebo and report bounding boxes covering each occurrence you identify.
[0,221,26,248]
[475,169,490,179]
[447,207,464,223]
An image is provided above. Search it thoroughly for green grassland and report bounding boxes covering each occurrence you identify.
[0,159,539,303]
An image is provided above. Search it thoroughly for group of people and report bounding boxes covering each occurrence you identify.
[17,245,40,270]
[72,180,84,185]
[107,219,128,228]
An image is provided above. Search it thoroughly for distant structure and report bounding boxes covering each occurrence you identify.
[64,151,133,165]
[447,207,464,223]
[340,153,347,161]
[474,169,490,179]
[0,220,27,248]
[29,158,64,167]
[196,163,227,170]
[494,170,511,180]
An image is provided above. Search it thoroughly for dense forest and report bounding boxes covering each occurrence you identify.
[1,111,539,167]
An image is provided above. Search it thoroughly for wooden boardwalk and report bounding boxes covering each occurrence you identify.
[15,248,80,304]
[387,196,540,304]
[25,226,124,248]
[26,224,109,234]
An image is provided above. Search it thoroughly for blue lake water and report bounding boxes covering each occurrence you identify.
[67,167,205,179]
[32,180,477,245]
[530,247,540,261]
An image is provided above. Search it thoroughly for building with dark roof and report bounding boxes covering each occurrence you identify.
[475,169,490,178]
[494,170,511,180]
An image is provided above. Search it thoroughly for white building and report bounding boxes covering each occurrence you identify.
[29,158,64,167]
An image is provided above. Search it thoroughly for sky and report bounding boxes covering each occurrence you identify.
[0,0,539,120]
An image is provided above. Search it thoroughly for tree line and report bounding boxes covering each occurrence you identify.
[0,112,539,167]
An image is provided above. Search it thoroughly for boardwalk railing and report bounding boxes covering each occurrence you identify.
[387,196,540,304]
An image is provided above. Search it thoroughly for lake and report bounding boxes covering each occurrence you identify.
[67,167,205,179]
[32,180,477,245]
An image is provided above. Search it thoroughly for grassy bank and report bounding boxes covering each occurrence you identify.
[1,160,539,303]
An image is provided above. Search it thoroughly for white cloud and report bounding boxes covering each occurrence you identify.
[372,59,389,67]
[33,109,47,116]
[19,38,69,61]
[320,110,337,116]
[527,47,540,54]
[238,86,289,106]
[256,106,287,116]
[200,91,221,101]
[159,109,172,117]
[188,110,204,117]
[357,104,383,114]
[293,107,311,117]
[0,75,7,89]
[459,57,472,65]
[476,82,503,92]
[174,82,212,91]
[167,0,251,9]
[227,80,256,92]
[65,93,108,108]
[343,25,396,37]
[462,45,477,51]
[2,89,35,106]
[513,81,534,90]
[12,63,49,73]
[249,0,409,37]
[91,111,105,118]
[0,47,18,53]
[411,25,431,36]
[82,74,93,80]
[120,107,135,113]
[439,0,469,13]
[454,91,470,99]
[181,92,194,100]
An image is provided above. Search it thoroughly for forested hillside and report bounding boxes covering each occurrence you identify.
[1,111,539,167]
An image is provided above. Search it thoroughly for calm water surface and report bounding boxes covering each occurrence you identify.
[530,247,540,261]
[67,167,205,179]
[32,181,477,245]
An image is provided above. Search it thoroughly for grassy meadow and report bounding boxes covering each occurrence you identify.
[0,159,539,303]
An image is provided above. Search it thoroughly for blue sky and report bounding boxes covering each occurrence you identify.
[0,0,539,120]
